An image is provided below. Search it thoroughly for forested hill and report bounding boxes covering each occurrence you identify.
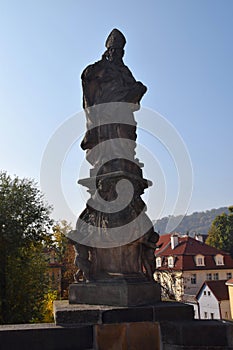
[154,207,229,236]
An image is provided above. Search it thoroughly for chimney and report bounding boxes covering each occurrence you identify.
[195,234,203,243]
[171,233,179,249]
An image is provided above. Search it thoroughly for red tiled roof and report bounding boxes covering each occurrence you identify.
[196,280,229,301]
[155,233,233,271]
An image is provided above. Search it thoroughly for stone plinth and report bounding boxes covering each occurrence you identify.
[69,280,161,307]
[53,300,194,326]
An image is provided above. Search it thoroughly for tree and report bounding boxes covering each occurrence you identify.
[0,171,53,323]
[52,220,76,298]
[206,206,233,256]
[154,270,183,301]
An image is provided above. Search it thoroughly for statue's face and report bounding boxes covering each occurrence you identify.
[107,48,124,63]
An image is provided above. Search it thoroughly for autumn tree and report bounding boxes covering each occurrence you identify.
[0,171,53,324]
[52,220,76,298]
[206,206,233,256]
[154,270,183,301]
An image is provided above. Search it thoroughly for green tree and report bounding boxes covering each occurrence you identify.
[0,171,53,324]
[206,206,233,256]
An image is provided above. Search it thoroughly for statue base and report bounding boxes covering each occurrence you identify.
[69,280,161,307]
[54,299,194,326]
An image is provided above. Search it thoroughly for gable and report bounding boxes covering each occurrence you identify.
[197,280,229,301]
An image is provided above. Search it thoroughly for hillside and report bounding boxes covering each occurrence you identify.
[154,207,229,236]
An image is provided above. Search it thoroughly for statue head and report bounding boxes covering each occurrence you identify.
[105,29,126,49]
[103,29,126,64]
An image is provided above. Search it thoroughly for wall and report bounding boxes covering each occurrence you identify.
[155,268,233,301]
[1,319,233,349]
[227,284,233,319]
[220,300,231,320]
[185,302,199,319]
[183,269,233,296]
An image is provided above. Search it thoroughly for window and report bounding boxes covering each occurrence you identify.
[213,273,219,280]
[191,274,196,284]
[168,256,174,268]
[204,291,207,296]
[195,254,205,266]
[206,273,212,281]
[156,257,162,268]
[215,254,224,266]
[227,272,232,280]
[211,313,214,319]
[204,312,208,319]
[208,291,211,296]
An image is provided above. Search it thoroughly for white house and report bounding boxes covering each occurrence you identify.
[196,280,230,320]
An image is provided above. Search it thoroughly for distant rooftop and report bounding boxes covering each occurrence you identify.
[155,233,233,271]
[196,280,229,301]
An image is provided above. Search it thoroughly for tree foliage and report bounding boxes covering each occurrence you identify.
[206,206,233,256]
[0,171,53,324]
[52,220,76,298]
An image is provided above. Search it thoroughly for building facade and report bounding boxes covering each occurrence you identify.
[154,233,233,304]
[226,278,233,319]
[196,280,230,320]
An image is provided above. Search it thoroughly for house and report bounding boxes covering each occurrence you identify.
[154,233,233,302]
[225,278,233,319]
[196,280,230,320]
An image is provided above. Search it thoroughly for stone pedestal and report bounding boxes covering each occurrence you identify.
[53,299,195,349]
[69,280,161,307]
[53,300,194,326]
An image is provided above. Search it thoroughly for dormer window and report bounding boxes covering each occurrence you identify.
[168,256,174,268]
[214,254,224,266]
[195,254,205,266]
[156,257,162,268]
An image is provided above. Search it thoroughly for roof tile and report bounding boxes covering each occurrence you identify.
[197,280,229,301]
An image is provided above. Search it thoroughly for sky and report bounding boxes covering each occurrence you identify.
[0,0,233,228]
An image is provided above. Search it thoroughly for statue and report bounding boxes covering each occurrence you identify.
[80,29,147,168]
[81,28,146,110]
[69,29,160,306]
[141,229,160,280]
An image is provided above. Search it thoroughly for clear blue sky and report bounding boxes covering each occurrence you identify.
[0,0,233,226]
